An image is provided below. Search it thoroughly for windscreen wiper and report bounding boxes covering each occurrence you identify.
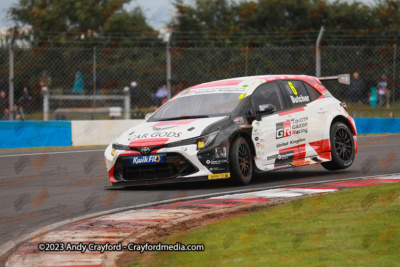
[157,115,209,121]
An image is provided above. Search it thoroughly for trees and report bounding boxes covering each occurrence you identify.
[7,0,162,47]
[170,0,399,46]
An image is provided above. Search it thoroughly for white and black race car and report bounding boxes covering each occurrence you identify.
[105,74,357,187]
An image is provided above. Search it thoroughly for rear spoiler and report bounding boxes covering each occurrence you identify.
[318,74,350,85]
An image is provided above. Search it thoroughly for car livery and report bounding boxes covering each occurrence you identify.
[105,74,357,187]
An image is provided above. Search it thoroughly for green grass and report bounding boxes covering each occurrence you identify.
[132,182,400,266]
[346,102,400,118]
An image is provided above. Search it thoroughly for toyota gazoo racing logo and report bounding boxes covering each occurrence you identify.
[276,121,292,139]
[140,147,151,155]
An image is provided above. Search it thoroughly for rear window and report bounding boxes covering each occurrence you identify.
[304,82,322,101]
[282,80,310,107]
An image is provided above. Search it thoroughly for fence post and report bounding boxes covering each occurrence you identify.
[42,87,49,121]
[393,44,396,107]
[124,86,130,120]
[8,27,16,121]
[92,46,96,120]
[316,26,324,77]
[245,46,249,76]
[166,32,172,99]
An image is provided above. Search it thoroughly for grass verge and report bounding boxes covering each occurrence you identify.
[132,182,400,266]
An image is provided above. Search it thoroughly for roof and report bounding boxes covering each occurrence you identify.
[187,75,327,94]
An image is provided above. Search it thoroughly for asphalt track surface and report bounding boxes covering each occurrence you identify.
[1,135,400,247]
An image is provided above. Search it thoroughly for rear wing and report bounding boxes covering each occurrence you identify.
[318,74,350,85]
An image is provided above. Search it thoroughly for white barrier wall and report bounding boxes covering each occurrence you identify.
[71,120,144,146]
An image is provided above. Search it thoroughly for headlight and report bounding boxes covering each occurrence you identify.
[111,143,130,155]
[196,131,218,149]
[166,131,219,150]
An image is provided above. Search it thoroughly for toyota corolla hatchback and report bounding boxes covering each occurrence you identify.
[105,74,357,187]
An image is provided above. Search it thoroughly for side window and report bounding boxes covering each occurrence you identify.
[303,82,322,101]
[251,82,285,112]
[282,80,310,107]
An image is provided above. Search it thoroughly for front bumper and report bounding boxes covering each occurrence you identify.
[105,144,230,186]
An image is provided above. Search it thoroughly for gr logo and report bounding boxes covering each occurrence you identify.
[276,121,292,139]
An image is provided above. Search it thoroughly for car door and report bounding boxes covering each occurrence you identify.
[279,80,325,161]
[251,82,299,171]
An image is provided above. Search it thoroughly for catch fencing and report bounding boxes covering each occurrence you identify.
[0,45,398,120]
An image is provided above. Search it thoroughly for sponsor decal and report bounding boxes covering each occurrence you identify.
[267,151,295,162]
[206,160,228,165]
[239,93,246,99]
[152,119,196,127]
[209,167,226,171]
[291,117,308,134]
[291,160,312,167]
[261,144,265,149]
[276,121,292,139]
[179,87,247,98]
[131,155,163,165]
[290,95,310,103]
[290,138,305,145]
[288,82,298,95]
[276,117,309,139]
[277,141,288,148]
[256,143,261,148]
[129,132,182,140]
[255,137,259,141]
[324,91,332,97]
[208,173,230,180]
[277,151,295,161]
[152,126,177,131]
[181,147,187,151]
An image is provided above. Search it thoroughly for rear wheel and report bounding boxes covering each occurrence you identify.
[321,122,355,171]
[229,137,253,185]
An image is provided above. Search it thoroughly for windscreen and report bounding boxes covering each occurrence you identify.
[151,87,247,121]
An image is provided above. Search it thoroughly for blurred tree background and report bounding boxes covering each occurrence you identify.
[2,0,400,118]
[4,0,400,47]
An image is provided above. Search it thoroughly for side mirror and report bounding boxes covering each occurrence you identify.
[256,104,276,121]
[145,113,154,120]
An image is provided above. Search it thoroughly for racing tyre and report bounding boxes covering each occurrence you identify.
[229,137,253,185]
[322,122,355,171]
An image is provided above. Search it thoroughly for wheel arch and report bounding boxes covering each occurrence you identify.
[331,115,357,135]
[229,131,255,157]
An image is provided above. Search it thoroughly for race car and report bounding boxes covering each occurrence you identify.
[104,74,357,187]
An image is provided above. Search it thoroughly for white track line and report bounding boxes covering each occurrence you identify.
[0,149,105,158]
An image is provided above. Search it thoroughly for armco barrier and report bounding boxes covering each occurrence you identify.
[0,121,71,149]
[354,118,400,134]
[0,118,399,149]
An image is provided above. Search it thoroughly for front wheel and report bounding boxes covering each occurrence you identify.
[321,122,355,171]
[229,137,253,185]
